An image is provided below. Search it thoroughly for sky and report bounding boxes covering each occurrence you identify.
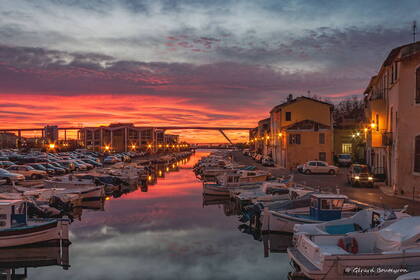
[0,0,418,143]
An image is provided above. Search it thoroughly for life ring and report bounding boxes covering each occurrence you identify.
[337,237,358,254]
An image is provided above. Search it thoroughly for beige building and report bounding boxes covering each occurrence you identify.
[364,42,420,196]
[270,96,334,168]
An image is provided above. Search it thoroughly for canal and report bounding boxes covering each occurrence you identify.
[18,150,290,280]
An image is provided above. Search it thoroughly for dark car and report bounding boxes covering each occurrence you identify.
[27,163,55,176]
[82,159,103,167]
[0,161,15,169]
[49,162,70,173]
[40,163,66,175]
[347,164,374,187]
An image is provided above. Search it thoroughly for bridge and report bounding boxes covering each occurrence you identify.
[0,126,252,145]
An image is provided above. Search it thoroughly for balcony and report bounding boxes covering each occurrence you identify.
[382,132,393,146]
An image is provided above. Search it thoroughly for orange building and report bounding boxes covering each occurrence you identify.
[270,96,334,168]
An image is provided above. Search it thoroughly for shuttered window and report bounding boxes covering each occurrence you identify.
[415,136,420,172]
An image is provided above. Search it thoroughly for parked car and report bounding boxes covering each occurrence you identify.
[337,154,352,167]
[40,163,66,175]
[0,168,25,184]
[347,164,374,187]
[27,163,55,176]
[7,165,47,179]
[72,161,88,171]
[0,161,15,169]
[104,156,121,164]
[262,157,275,167]
[58,160,76,172]
[75,160,93,170]
[82,159,103,167]
[49,162,70,173]
[300,161,339,175]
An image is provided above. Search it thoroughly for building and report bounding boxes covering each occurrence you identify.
[44,125,59,143]
[364,42,420,196]
[0,132,18,149]
[249,118,270,156]
[270,96,334,168]
[333,118,365,163]
[79,123,180,153]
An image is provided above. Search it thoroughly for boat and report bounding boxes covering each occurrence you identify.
[203,173,261,196]
[294,207,410,236]
[289,217,420,279]
[43,176,104,201]
[262,193,359,233]
[0,200,70,248]
[237,169,270,183]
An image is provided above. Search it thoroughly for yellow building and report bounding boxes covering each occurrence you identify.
[364,42,420,196]
[270,96,334,168]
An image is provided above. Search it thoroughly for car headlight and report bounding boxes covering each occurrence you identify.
[354,176,360,180]
[368,176,373,181]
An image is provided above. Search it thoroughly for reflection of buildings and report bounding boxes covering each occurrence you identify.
[0,245,70,279]
[79,123,181,153]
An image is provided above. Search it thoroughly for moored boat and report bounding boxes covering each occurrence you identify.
[0,200,70,248]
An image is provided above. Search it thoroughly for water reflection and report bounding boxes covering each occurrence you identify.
[15,151,291,280]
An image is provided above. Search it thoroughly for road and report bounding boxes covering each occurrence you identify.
[232,151,420,214]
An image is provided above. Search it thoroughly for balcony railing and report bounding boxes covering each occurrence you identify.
[382,132,393,146]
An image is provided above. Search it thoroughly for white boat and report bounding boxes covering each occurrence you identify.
[289,217,420,279]
[397,271,420,280]
[0,200,70,248]
[203,173,261,196]
[44,176,104,201]
[294,208,410,236]
[237,169,270,183]
[262,194,358,233]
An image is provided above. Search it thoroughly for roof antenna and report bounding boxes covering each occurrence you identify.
[413,20,417,43]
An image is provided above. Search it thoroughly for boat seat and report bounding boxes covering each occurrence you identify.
[325,223,359,234]
[319,245,350,256]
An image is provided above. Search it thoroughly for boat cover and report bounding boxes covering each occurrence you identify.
[376,217,420,251]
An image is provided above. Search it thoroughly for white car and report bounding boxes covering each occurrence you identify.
[7,165,47,179]
[300,161,339,175]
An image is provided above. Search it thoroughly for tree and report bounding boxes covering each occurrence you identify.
[333,96,364,123]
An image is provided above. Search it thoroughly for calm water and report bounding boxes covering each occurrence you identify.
[10,151,291,280]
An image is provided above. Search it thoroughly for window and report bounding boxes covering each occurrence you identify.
[415,136,420,173]
[317,161,327,166]
[319,133,325,144]
[376,114,379,131]
[285,112,292,121]
[308,161,317,166]
[289,134,301,144]
[416,67,420,104]
[319,152,327,161]
[342,143,352,154]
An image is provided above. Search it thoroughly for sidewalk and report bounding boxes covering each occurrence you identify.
[379,183,420,202]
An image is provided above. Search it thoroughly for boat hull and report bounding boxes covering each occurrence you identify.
[288,247,420,280]
[0,219,70,248]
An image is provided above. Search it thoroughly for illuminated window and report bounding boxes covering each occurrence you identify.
[342,143,352,154]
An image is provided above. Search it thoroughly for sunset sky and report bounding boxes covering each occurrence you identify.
[0,0,418,142]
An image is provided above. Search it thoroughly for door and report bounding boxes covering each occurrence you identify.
[317,161,328,173]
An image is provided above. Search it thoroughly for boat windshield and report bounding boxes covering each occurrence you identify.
[321,199,344,210]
